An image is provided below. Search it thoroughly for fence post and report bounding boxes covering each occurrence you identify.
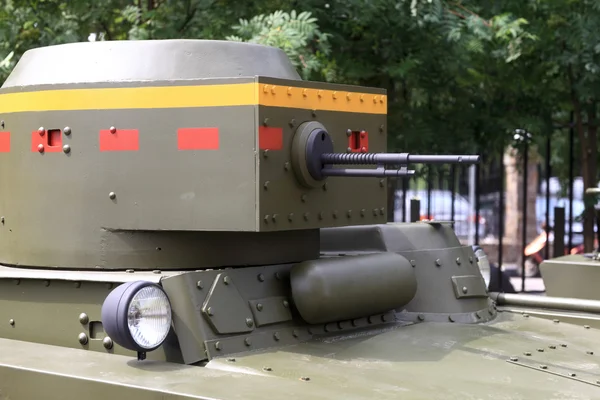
[554,207,565,257]
[410,199,421,223]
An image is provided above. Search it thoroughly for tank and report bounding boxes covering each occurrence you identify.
[1,40,600,399]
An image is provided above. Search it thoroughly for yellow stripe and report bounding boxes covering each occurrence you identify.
[257,84,387,114]
[0,82,386,114]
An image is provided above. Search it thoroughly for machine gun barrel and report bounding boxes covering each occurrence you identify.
[321,153,480,166]
[318,152,480,179]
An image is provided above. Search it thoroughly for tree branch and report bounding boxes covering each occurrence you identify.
[449,2,491,27]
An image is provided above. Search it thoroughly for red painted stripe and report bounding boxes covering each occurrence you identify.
[177,128,219,150]
[100,129,139,152]
[259,126,283,150]
[31,130,62,153]
[0,131,9,153]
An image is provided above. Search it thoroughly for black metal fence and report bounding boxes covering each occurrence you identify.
[391,125,585,293]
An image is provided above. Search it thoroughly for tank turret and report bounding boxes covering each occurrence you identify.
[2,40,600,399]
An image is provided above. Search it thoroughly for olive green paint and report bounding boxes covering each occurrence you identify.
[540,254,600,300]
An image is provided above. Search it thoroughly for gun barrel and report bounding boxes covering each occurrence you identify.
[321,153,480,166]
[321,168,416,178]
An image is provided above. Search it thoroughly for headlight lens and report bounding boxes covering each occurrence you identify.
[101,281,172,353]
[127,285,172,350]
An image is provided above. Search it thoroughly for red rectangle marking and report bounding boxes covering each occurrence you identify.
[99,129,139,152]
[31,130,62,153]
[259,126,283,150]
[0,131,10,153]
[177,128,219,150]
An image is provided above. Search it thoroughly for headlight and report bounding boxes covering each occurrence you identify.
[472,246,490,286]
[101,281,172,354]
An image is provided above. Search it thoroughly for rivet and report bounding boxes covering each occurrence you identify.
[303,212,309,221]
[410,259,416,267]
[207,307,214,316]
[469,256,474,263]
[263,366,272,371]
[318,211,324,220]
[351,319,359,326]
[360,130,366,138]
[272,214,278,222]
[289,119,296,127]
[537,348,544,352]
[263,118,269,126]
[322,182,328,191]
[284,162,290,171]
[109,126,116,133]
[273,332,280,341]
[379,179,385,187]
[152,270,161,274]
[361,147,367,153]
[227,358,236,362]
[257,273,265,282]
[73,281,81,288]
[109,192,116,200]
[64,126,71,135]
[214,342,222,351]
[283,300,289,308]
[0,120,3,128]
[435,259,442,266]
[245,318,254,327]
[379,208,385,215]
[346,147,352,152]
[270,86,276,94]
[287,87,293,95]
[379,124,384,132]
[38,127,45,135]
[333,210,338,219]
[196,280,203,289]
[264,215,269,223]
[540,365,547,369]
[63,144,71,153]
[347,210,352,218]
[456,257,461,265]
[462,286,468,294]
[549,345,556,349]
[561,344,567,347]
[300,377,310,381]
[301,194,307,202]
[263,149,269,158]
[244,337,252,346]
[1,216,4,224]
[302,89,308,97]
[264,181,270,190]
[509,356,518,362]
[78,332,88,345]
[346,129,352,137]
[569,373,576,377]
[256,303,263,311]
[584,325,590,329]
[79,313,89,325]
[125,269,134,273]
[373,96,378,103]
[380,97,384,103]
[44,280,50,287]
[9,319,14,326]
[523,313,529,318]
[417,314,424,321]
[332,91,337,99]
[524,351,531,356]
[373,209,379,216]
[292,329,299,338]
[288,213,294,222]
[448,315,454,322]
[311,109,317,117]
[275,272,282,280]
[103,337,113,350]
[553,319,559,323]
[587,350,594,355]
[359,209,365,217]
[37,144,44,153]
[223,276,230,285]
[346,93,351,100]
[360,94,365,102]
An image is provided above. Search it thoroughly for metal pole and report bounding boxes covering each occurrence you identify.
[498,151,504,291]
[402,177,407,222]
[553,207,565,257]
[490,292,600,314]
[545,133,551,259]
[450,165,456,227]
[475,159,481,245]
[427,166,432,220]
[521,134,529,292]
[468,165,475,245]
[568,111,574,252]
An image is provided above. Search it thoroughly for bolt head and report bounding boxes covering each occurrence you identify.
[244,337,252,346]
[245,318,254,327]
[109,192,116,200]
[196,280,203,289]
[38,127,45,135]
[64,127,71,135]
[63,144,71,153]
[110,126,116,133]
[462,286,468,294]
[79,313,89,325]
[273,332,280,341]
[509,356,518,362]
[37,144,44,153]
[103,336,113,350]
[256,303,263,312]
[78,332,88,345]
[257,273,265,282]
[9,319,14,326]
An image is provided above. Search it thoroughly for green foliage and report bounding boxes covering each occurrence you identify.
[226,10,333,81]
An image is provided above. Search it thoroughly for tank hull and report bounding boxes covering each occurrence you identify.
[1,310,599,399]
